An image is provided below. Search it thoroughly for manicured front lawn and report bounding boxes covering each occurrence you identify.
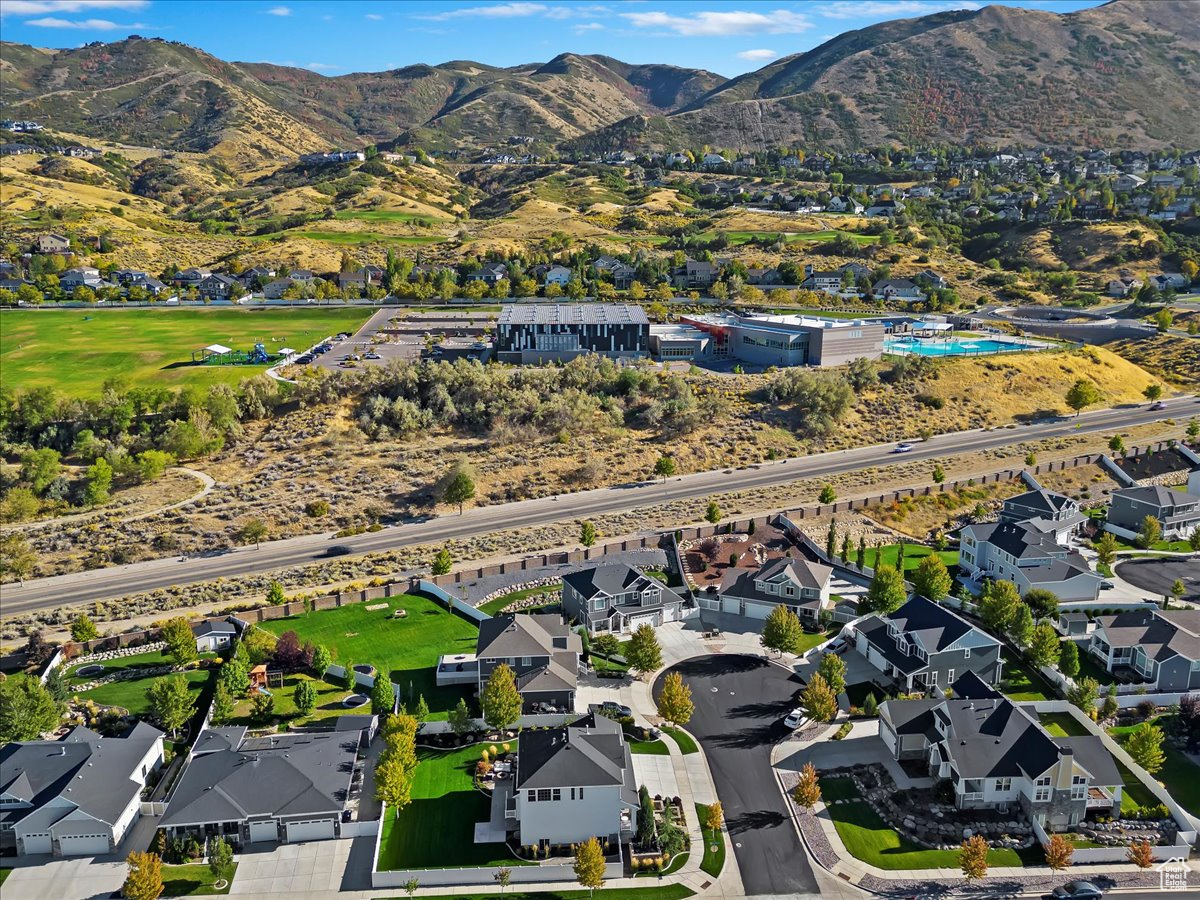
[827,800,1022,870]
[999,648,1051,701]
[377,745,527,871]
[227,673,346,727]
[630,739,670,755]
[1036,712,1090,738]
[796,627,840,656]
[663,727,698,755]
[386,887,695,900]
[695,803,726,877]
[70,649,216,716]
[160,862,236,896]
[862,544,959,574]
[818,776,860,803]
[260,593,478,717]
[0,868,11,887]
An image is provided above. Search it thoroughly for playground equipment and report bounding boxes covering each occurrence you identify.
[191,342,277,366]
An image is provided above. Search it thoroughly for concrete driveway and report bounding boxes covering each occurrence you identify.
[656,654,819,897]
[231,836,373,895]
[1,855,127,900]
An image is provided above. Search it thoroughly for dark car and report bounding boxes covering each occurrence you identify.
[1150,401,1167,410]
[1051,881,1103,900]
[324,544,353,557]
[591,701,633,719]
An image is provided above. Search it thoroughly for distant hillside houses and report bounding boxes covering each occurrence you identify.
[299,150,365,165]
[0,119,43,132]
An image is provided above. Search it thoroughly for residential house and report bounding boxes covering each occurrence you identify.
[873,279,924,302]
[1,723,163,857]
[502,712,638,850]
[800,264,849,293]
[1087,608,1200,691]
[1151,273,1190,292]
[562,564,686,634]
[852,596,1003,694]
[239,266,277,286]
[192,619,237,653]
[879,687,1123,828]
[263,277,305,300]
[198,274,243,301]
[1150,174,1186,190]
[958,520,1102,601]
[337,264,385,291]
[35,234,70,254]
[713,557,833,625]
[543,265,572,287]
[1113,174,1146,193]
[466,262,508,285]
[475,614,581,712]
[914,270,948,291]
[172,268,212,288]
[701,152,727,169]
[160,721,370,847]
[674,259,717,289]
[592,256,636,289]
[907,185,938,199]
[59,267,103,292]
[745,267,783,286]
[1105,485,1200,541]
[827,196,864,214]
[1106,276,1142,298]
[864,199,905,217]
[999,486,1088,544]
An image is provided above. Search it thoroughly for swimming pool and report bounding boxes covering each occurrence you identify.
[883,336,1042,357]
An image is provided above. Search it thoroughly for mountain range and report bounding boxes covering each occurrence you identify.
[2,0,1198,156]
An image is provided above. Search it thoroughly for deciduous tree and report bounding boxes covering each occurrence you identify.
[481,664,522,731]
[792,762,821,811]
[1126,838,1155,868]
[145,674,196,737]
[626,624,663,678]
[1059,640,1080,678]
[979,579,1020,635]
[761,605,803,655]
[1126,722,1166,773]
[1138,515,1162,549]
[238,518,268,548]
[161,617,198,666]
[208,837,233,883]
[802,673,837,723]
[376,714,419,813]
[1065,379,1101,416]
[864,564,906,615]
[580,521,597,547]
[911,554,951,602]
[959,834,989,881]
[656,671,694,726]
[71,614,99,642]
[1028,623,1061,669]
[122,851,164,900]
[0,674,63,742]
[371,670,395,715]
[705,500,721,524]
[1067,676,1100,714]
[1010,604,1035,650]
[574,836,606,897]
[1044,833,1074,871]
[294,679,317,715]
[432,547,453,575]
[818,652,847,697]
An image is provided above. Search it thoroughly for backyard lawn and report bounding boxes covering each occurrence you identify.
[1035,712,1090,738]
[1110,715,1200,816]
[260,593,478,717]
[160,862,236,896]
[796,627,840,656]
[1071,646,1115,685]
[862,544,959,574]
[377,745,527,871]
[694,804,726,877]
[69,649,216,716]
[477,585,561,617]
[0,308,371,396]
[227,673,346,727]
[998,648,1051,701]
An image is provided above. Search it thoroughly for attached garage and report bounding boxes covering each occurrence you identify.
[21,833,52,855]
[742,599,774,620]
[248,819,279,843]
[721,595,741,615]
[58,833,111,856]
[285,819,336,843]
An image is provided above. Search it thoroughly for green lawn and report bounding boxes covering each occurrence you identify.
[1111,715,1200,816]
[999,648,1051,701]
[377,745,527,870]
[289,229,445,246]
[227,673,346,727]
[69,649,215,716]
[1036,712,1090,738]
[663,727,698,755]
[384,887,695,900]
[818,776,860,803]
[160,863,236,896]
[636,851,689,877]
[702,229,878,247]
[260,593,478,717]
[862,544,959,574]
[333,209,449,224]
[477,585,561,617]
[629,739,670,755]
[797,628,841,656]
[0,308,371,396]
[1072,647,1115,685]
[828,800,1023,870]
[694,804,726,877]
[0,868,10,887]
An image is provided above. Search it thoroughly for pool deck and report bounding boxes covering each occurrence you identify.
[883,333,1054,356]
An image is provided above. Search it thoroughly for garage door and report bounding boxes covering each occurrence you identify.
[744,600,773,620]
[21,833,51,855]
[721,595,741,615]
[248,819,278,843]
[58,833,110,856]
[286,819,336,843]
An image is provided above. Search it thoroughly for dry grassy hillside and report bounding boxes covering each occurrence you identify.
[1013,221,1171,283]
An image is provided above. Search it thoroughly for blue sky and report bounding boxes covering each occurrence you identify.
[0,0,1107,76]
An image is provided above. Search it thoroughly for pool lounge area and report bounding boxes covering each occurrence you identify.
[883,334,1048,357]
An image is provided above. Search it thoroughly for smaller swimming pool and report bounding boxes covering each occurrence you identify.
[883,336,1041,357]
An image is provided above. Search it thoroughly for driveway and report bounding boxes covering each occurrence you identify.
[1,855,126,900]
[656,655,819,897]
[1115,556,1200,603]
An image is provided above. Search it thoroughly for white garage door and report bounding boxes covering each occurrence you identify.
[58,833,110,856]
[721,595,741,615]
[248,819,278,843]
[22,833,52,855]
[286,819,336,843]
[744,600,773,620]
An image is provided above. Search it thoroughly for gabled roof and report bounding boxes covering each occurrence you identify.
[1113,485,1197,510]
[755,557,833,592]
[881,596,996,653]
[1094,608,1200,664]
[1004,488,1076,518]
[562,563,680,603]
[516,714,628,790]
[950,671,1002,700]
[967,521,1064,561]
[939,698,1060,780]
[476,614,579,659]
[193,619,236,637]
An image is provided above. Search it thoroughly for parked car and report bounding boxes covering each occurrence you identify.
[784,708,806,729]
[590,701,633,719]
[365,352,381,359]
[1051,882,1103,900]
[893,443,914,453]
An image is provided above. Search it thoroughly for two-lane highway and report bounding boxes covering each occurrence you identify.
[3,396,1194,614]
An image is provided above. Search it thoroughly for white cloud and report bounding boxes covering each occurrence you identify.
[0,0,146,15]
[573,21,603,33]
[737,48,778,62]
[304,62,340,71]
[417,2,546,21]
[364,12,382,19]
[266,5,291,16]
[24,14,147,27]
[818,1,980,20]
[621,9,811,37]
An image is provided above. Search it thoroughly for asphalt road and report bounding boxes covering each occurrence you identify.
[655,655,817,898]
[3,396,1195,614]
[1115,557,1200,603]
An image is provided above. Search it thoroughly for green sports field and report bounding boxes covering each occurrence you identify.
[0,307,372,397]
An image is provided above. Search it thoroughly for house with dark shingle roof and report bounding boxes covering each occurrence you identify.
[959,520,1102,601]
[880,686,1122,828]
[1087,608,1200,691]
[1000,486,1087,544]
[160,720,370,847]
[501,712,638,849]
[716,557,833,625]
[475,614,580,712]
[1,723,163,857]
[1106,485,1200,541]
[562,563,686,635]
[852,596,1003,693]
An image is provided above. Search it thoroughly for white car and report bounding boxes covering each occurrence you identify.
[784,709,806,729]
[893,442,914,453]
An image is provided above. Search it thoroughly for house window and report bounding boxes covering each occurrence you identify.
[552,789,561,801]
[994,778,1012,792]
[594,598,606,611]
[528,790,538,802]
[928,671,938,685]
[1034,775,1052,803]
[947,668,955,683]
[1071,775,1087,801]
[520,657,531,667]
[537,789,553,802]
[964,649,971,659]
[578,788,584,799]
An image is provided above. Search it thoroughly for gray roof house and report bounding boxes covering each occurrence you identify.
[1,723,164,857]
[999,485,1088,544]
[500,712,638,848]
[959,520,1102,601]
[1106,485,1200,541]
[161,721,370,847]
[1087,608,1200,691]
[562,564,686,635]
[711,557,833,624]
[852,596,1003,694]
[880,688,1123,829]
[192,619,238,653]
[475,614,581,713]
